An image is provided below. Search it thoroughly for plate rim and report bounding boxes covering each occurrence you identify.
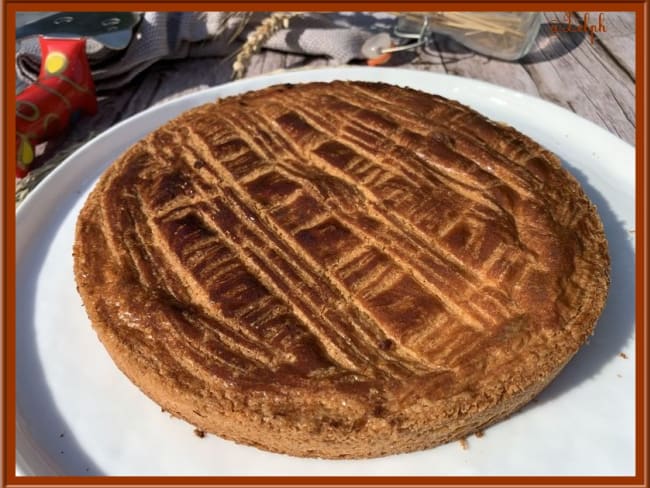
[14,66,636,476]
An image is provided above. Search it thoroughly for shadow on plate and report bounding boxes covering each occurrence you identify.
[525,160,635,408]
[16,192,106,476]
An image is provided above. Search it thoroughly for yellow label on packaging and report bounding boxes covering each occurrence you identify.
[19,138,34,166]
[45,51,68,75]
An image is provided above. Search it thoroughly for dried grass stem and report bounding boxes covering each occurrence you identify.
[232,12,300,79]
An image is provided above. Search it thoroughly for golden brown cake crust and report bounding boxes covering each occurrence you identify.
[73,81,610,459]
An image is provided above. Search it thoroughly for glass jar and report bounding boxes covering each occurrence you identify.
[396,12,543,61]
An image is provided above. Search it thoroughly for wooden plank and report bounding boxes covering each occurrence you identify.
[599,35,636,78]
[418,35,542,97]
[589,11,636,78]
[569,11,635,78]
[408,11,635,144]
[522,12,635,144]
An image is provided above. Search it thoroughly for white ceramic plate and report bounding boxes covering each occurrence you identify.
[16,67,636,476]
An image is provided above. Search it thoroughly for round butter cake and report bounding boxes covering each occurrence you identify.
[73,81,609,459]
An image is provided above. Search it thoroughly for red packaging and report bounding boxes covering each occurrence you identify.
[16,36,97,178]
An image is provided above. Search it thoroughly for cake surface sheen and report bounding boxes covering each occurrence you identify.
[73,81,609,459]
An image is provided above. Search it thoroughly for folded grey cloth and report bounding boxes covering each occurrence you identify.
[16,12,395,91]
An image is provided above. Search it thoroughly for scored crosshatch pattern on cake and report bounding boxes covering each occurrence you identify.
[73,81,609,459]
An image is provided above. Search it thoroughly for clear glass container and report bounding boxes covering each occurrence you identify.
[396,12,543,61]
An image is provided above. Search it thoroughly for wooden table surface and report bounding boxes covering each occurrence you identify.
[15,11,636,202]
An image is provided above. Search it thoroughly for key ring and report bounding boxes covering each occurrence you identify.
[361,16,429,65]
[383,15,429,53]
